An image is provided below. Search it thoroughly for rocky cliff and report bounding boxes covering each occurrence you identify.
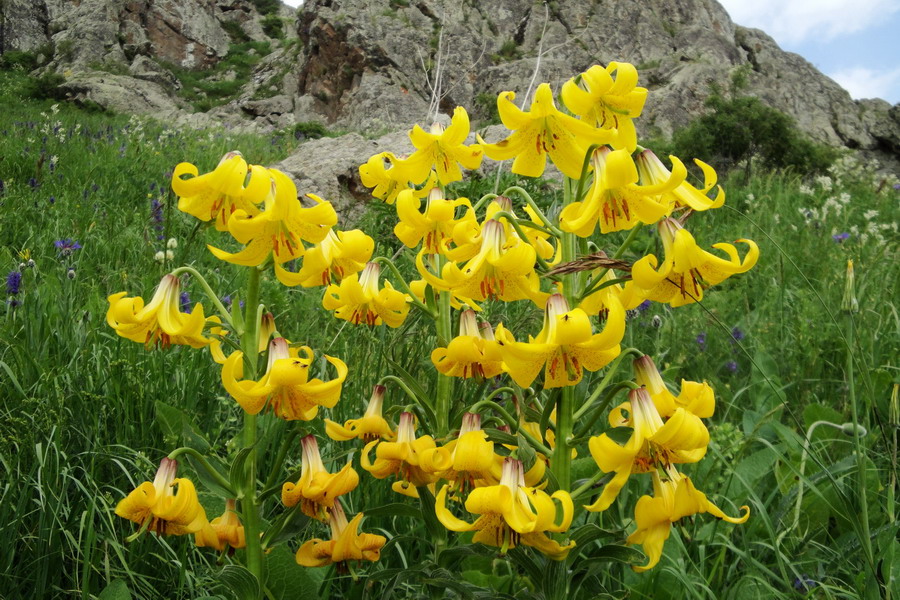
[2,0,898,182]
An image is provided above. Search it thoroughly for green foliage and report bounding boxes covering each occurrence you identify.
[221,20,251,44]
[249,0,280,15]
[291,121,330,140]
[163,41,272,111]
[669,93,837,176]
[474,92,501,125]
[0,50,40,71]
[492,39,522,62]
[261,14,285,39]
[24,72,68,100]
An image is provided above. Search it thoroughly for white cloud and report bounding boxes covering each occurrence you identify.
[282,0,303,6]
[718,0,900,44]
[828,66,900,100]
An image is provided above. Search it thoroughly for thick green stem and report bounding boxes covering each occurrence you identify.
[435,281,453,437]
[240,267,264,591]
[550,386,575,491]
[171,266,234,329]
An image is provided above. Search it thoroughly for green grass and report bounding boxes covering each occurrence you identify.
[0,66,897,599]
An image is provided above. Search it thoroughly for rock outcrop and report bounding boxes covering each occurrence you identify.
[270,0,897,165]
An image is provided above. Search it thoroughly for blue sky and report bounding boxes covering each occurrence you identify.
[281,0,899,104]
[719,0,900,103]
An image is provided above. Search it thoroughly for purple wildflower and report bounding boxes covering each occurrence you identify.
[832,232,850,243]
[792,575,817,592]
[6,271,22,295]
[179,291,191,313]
[725,360,738,373]
[637,300,651,313]
[28,177,40,189]
[696,332,707,351]
[49,196,56,204]
[731,327,745,342]
[54,239,82,257]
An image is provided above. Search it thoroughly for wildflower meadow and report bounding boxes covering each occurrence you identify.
[0,60,897,600]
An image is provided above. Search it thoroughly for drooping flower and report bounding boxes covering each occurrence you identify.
[416,219,547,305]
[361,412,438,497]
[115,458,208,537]
[322,262,411,327]
[276,228,374,287]
[358,152,412,204]
[561,62,648,152]
[635,149,724,212]
[495,293,624,389]
[585,387,710,512]
[626,218,759,307]
[222,337,348,420]
[560,147,686,236]
[397,107,484,186]
[627,469,749,572]
[394,187,472,254]
[420,413,501,493]
[295,500,386,568]
[106,274,215,349]
[195,499,246,550]
[431,309,504,380]
[282,435,359,520]
[325,384,395,442]
[479,83,617,179]
[172,151,271,230]
[209,172,338,277]
[435,457,575,560]
[631,355,715,418]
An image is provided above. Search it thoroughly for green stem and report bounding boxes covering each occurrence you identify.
[262,426,300,492]
[502,186,563,236]
[435,274,453,437]
[472,192,499,213]
[171,266,234,329]
[845,309,874,572]
[573,349,643,421]
[167,447,236,496]
[240,267,264,592]
[468,398,553,456]
[490,210,554,272]
[571,470,608,499]
[550,386,575,492]
[372,256,433,316]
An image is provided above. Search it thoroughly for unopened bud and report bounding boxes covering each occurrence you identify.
[840,422,867,437]
[841,260,858,313]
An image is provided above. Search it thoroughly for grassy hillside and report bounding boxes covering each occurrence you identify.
[0,68,897,599]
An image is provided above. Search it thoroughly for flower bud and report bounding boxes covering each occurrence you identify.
[841,260,858,313]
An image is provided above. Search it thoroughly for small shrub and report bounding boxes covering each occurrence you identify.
[0,51,39,72]
[491,39,521,63]
[221,20,250,44]
[293,121,329,140]
[24,72,68,100]
[261,14,284,39]
[250,0,280,15]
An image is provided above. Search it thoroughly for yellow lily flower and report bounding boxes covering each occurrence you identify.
[361,412,438,496]
[276,228,374,288]
[282,435,359,520]
[435,457,575,560]
[416,219,547,305]
[585,387,710,512]
[172,151,270,231]
[295,500,386,568]
[195,499,246,550]
[482,196,558,262]
[394,187,472,254]
[636,149,724,212]
[561,62,648,153]
[420,413,501,492]
[560,147,687,236]
[479,83,617,179]
[627,469,749,572]
[115,458,208,537]
[358,151,411,204]
[632,355,715,418]
[325,384,395,442]
[106,274,214,349]
[495,293,624,389]
[398,107,484,186]
[408,279,482,311]
[627,218,759,307]
[208,170,337,271]
[222,337,347,420]
[431,309,504,380]
[322,262,411,327]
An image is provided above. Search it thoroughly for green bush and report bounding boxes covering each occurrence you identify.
[292,121,330,140]
[250,0,280,15]
[0,50,39,71]
[24,72,68,100]
[669,93,836,176]
[261,14,284,39]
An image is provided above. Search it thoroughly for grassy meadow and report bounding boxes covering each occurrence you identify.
[0,67,898,599]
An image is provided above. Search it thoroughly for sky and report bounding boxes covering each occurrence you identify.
[281,0,899,104]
